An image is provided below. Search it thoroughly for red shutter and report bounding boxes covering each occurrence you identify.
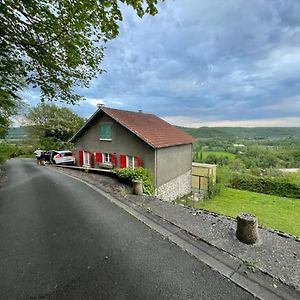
[78,150,83,166]
[95,152,102,163]
[119,154,126,168]
[137,156,141,168]
[111,153,116,166]
[89,152,94,167]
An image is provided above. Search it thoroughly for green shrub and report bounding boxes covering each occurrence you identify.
[287,171,300,186]
[228,174,300,198]
[40,137,74,151]
[115,167,154,195]
[0,143,34,164]
[205,181,222,200]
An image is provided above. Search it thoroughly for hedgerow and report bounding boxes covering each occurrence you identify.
[228,174,300,199]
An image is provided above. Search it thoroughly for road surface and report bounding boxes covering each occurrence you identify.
[0,159,254,299]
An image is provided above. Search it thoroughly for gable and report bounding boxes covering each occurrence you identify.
[70,107,195,148]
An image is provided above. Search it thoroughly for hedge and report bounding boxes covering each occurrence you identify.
[228,174,300,199]
[115,167,154,195]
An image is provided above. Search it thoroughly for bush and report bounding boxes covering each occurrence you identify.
[40,137,74,151]
[205,181,222,200]
[228,174,300,198]
[0,143,34,164]
[115,167,154,195]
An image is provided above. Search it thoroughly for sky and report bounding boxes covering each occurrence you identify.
[21,0,300,127]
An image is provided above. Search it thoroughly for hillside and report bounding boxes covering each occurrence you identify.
[6,127,28,140]
[179,127,300,140]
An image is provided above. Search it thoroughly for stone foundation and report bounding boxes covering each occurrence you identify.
[156,170,191,202]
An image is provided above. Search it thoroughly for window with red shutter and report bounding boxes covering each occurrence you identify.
[78,150,83,166]
[95,152,102,163]
[119,154,126,168]
[111,153,116,166]
[89,152,94,167]
[137,156,141,167]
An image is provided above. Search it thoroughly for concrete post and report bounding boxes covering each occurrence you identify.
[236,213,259,244]
[133,179,143,195]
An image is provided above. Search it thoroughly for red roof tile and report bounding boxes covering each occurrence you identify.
[70,107,195,148]
[102,107,195,148]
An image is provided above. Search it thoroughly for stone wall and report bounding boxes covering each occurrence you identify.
[155,170,191,202]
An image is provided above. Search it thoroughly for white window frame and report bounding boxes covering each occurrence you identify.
[126,155,138,169]
[83,151,90,166]
[102,153,112,164]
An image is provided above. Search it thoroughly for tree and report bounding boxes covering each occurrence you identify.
[0,0,163,104]
[0,94,23,138]
[26,103,85,145]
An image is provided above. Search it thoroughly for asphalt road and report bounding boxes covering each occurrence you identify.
[0,159,254,299]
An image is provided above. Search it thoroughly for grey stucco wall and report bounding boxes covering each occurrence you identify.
[155,144,193,187]
[73,112,155,175]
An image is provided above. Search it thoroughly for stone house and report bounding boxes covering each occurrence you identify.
[69,106,195,201]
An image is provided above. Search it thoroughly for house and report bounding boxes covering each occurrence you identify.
[69,106,195,201]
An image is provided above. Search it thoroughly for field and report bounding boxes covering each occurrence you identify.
[200,151,236,160]
[178,188,300,237]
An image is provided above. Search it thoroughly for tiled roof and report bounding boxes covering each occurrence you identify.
[70,107,195,148]
[102,107,195,148]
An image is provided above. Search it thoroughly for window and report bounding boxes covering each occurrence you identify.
[102,153,111,164]
[126,155,138,168]
[83,151,90,166]
[100,124,112,140]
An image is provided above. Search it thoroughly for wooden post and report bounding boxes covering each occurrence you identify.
[236,213,259,244]
[133,179,143,195]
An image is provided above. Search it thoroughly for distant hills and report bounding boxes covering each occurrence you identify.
[5,126,300,141]
[6,127,28,140]
[179,127,300,140]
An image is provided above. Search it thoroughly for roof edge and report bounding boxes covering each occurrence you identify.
[69,108,101,142]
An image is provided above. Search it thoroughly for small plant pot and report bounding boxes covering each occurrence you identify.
[132,179,143,195]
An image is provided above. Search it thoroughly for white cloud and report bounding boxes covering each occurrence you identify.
[163,115,300,128]
[85,98,105,107]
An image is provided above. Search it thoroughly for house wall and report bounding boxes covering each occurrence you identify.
[155,144,192,201]
[73,113,155,175]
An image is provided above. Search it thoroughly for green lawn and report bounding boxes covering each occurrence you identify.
[201,151,236,160]
[179,188,300,237]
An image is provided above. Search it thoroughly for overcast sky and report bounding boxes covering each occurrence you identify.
[23,0,300,127]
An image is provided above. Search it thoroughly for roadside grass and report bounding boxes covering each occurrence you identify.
[178,187,300,237]
[0,143,34,164]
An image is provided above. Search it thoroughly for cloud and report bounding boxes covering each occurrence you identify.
[163,116,300,128]
[22,0,300,127]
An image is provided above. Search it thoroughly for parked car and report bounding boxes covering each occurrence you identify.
[52,150,75,165]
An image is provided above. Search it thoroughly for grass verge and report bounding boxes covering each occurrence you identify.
[178,187,300,237]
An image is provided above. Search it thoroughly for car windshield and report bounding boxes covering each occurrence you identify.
[63,152,73,156]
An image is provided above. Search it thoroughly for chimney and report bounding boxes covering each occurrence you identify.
[97,103,104,108]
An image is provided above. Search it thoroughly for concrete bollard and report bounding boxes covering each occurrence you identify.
[236,212,259,244]
[132,179,143,195]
